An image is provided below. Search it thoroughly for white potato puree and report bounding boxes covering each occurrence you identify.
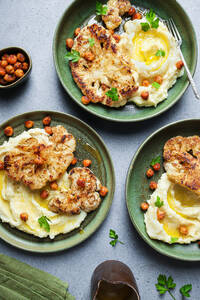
[0,129,86,239]
[119,18,184,107]
[145,173,200,244]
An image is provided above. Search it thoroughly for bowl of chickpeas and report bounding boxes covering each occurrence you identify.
[0,47,32,89]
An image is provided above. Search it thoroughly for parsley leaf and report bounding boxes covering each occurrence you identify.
[156,49,165,57]
[65,50,80,62]
[141,22,150,32]
[155,196,164,208]
[109,229,124,247]
[180,284,192,298]
[38,216,51,232]
[146,9,156,23]
[106,88,119,101]
[152,82,160,89]
[151,17,160,29]
[96,1,108,15]
[150,156,161,166]
[170,237,179,244]
[88,38,95,47]
[142,9,159,32]
[155,274,176,299]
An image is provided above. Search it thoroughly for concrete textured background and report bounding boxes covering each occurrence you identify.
[0,0,200,299]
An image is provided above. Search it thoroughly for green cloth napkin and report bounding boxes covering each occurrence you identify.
[0,254,75,300]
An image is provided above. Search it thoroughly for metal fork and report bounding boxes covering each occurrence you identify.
[164,18,200,100]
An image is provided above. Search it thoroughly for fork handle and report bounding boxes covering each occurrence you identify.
[179,50,200,100]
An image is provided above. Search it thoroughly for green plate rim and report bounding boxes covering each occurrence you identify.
[126,118,200,261]
[53,0,198,123]
[0,110,115,253]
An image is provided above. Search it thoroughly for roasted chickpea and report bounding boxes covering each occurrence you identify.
[0,67,6,77]
[146,168,154,178]
[153,163,161,171]
[142,80,150,87]
[133,12,142,19]
[40,190,49,199]
[22,62,29,71]
[113,34,121,43]
[82,159,92,167]
[44,126,53,135]
[0,78,7,85]
[66,38,74,49]
[154,75,163,85]
[5,65,15,74]
[43,116,51,126]
[157,209,166,221]
[34,156,44,165]
[15,69,24,78]
[141,91,149,100]
[20,212,28,222]
[4,126,14,137]
[74,27,81,36]
[81,96,90,105]
[176,60,184,70]
[50,181,58,190]
[128,7,136,16]
[100,186,108,197]
[14,62,22,70]
[149,181,157,190]
[4,74,16,83]
[2,54,9,61]
[140,202,149,211]
[7,55,17,65]
[0,60,8,68]
[77,177,86,187]
[17,53,26,62]
[179,225,188,235]
[71,157,77,165]
[84,51,95,61]
[25,120,34,129]
[0,161,4,170]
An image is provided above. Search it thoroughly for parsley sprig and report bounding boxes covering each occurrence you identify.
[180,284,192,298]
[152,82,160,89]
[106,88,119,101]
[156,274,192,299]
[88,38,95,47]
[170,237,179,244]
[141,9,159,32]
[96,1,108,15]
[65,50,80,62]
[156,49,165,57]
[155,196,164,208]
[38,216,51,232]
[150,156,161,166]
[109,229,124,247]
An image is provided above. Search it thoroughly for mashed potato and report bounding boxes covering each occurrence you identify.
[145,173,200,244]
[0,129,86,239]
[119,17,184,107]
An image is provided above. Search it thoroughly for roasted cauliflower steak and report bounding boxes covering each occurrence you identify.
[164,136,200,195]
[70,23,138,107]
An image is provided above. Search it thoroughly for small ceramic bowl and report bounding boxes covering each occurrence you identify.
[91,260,140,300]
[0,47,32,89]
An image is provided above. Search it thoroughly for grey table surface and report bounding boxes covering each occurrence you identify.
[0,0,200,299]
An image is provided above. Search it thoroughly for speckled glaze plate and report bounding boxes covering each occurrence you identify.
[126,119,200,261]
[0,111,115,253]
[53,0,197,122]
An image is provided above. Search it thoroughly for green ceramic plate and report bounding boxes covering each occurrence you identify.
[0,111,115,252]
[126,119,200,261]
[53,0,197,122]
